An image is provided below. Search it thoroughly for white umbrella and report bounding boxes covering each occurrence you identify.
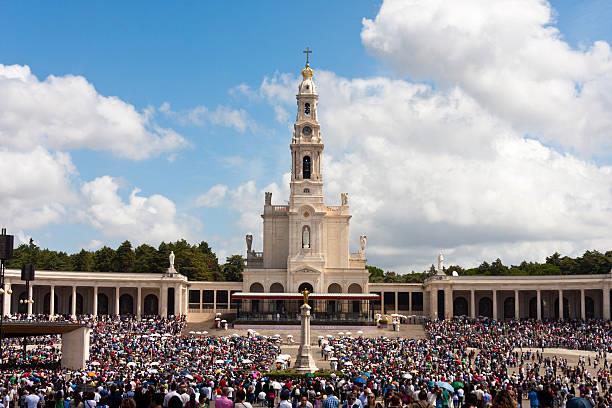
[150,362,160,366]
[329,357,338,361]
[195,331,202,335]
[147,368,158,374]
[278,354,291,360]
[188,331,195,334]
[318,335,324,339]
[202,331,208,335]
[242,359,253,364]
[324,346,333,351]
[90,361,100,366]
[343,361,353,366]
[357,330,364,335]
[326,335,334,338]
[402,373,412,379]
[287,334,293,338]
[127,362,137,367]
[221,319,227,323]
[214,359,225,364]
[345,331,352,335]
[184,374,194,380]
[338,332,345,335]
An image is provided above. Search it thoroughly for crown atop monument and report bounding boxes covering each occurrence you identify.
[299,47,317,95]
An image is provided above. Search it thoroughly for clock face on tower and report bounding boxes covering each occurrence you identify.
[302,126,312,136]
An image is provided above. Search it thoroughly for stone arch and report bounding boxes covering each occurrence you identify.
[503,297,515,319]
[347,283,362,294]
[144,294,159,316]
[478,297,493,318]
[327,283,342,293]
[298,282,314,293]
[585,296,595,319]
[43,293,59,315]
[97,293,109,315]
[68,293,84,315]
[269,282,284,293]
[528,297,538,319]
[119,293,134,315]
[453,297,468,317]
[249,283,265,293]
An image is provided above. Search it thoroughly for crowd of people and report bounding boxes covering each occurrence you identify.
[0,315,610,408]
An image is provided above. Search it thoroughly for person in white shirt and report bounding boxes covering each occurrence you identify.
[24,390,40,408]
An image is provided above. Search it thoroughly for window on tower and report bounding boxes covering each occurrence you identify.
[304,103,310,115]
[303,156,311,179]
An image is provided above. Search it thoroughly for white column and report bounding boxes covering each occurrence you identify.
[558,289,564,320]
[444,288,453,320]
[212,289,217,314]
[2,282,11,315]
[93,286,98,317]
[71,286,77,318]
[176,285,182,316]
[492,290,498,320]
[394,292,399,313]
[429,289,437,319]
[514,290,520,320]
[137,287,142,319]
[160,285,168,317]
[603,286,610,320]
[184,288,189,314]
[199,290,203,312]
[536,290,542,320]
[115,287,120,316]
[27,284,33,315]
[408,292,412,315]
[470,290,475,319]
[49,285,55,319]
[381,291,385,315]
[580,289,586,320]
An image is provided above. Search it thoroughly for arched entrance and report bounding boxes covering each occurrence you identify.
[298,282,314,293]
[348,283,362,313]
[585,296,595,319]
[478,297,493,318]
[68,293,84,315]
[249,283,264,313]
[528,297,538,318]
[503,297,515,319]
[269,283,284,312]
[119,294,134,315]
[453,297,468,317]
[327,283,342,314]
[43,293,59,315]
[97,293,109,315]
[144,294,159,316]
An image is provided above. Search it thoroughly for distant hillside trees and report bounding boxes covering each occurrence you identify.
[5,239,244,281]
[368,249,612,282]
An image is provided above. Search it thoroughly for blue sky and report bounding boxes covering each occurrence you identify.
[1,1,611,271]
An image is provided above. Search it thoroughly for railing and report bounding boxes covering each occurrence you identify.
[246,252,264,268]
[235,311,373,323]
[326,206,343,212]
[272,205,289,212]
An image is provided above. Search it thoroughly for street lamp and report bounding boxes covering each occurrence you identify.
[0,227,15,367]
[20,263,35,358]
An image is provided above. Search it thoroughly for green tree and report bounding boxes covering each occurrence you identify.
[113,241,135,272]
[94,246,116,272]
[134,244,162,273]
[70,249,94,271]
[367,265,385,282]
[222,255,244,281]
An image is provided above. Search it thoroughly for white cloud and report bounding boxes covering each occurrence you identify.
[0,64,187,160]
[0,147,77,230]
[195,184,228,208]
[361,0,612,155]
[160,102,253,132]
[254,68,612,271]
[80,176,200,245]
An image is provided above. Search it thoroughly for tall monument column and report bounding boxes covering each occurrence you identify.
[294,290,318,373]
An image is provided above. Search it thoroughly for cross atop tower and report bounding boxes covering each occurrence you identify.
[303,47,312,65]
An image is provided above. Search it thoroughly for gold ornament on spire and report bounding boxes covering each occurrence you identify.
[301,64,314,79]
[301,289,310,305]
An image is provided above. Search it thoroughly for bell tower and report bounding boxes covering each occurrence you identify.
[290,48,324,209]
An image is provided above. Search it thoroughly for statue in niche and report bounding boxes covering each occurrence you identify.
[246,234,253,253]
[359,235,367,253]
[265,192,272,206]
[302,226,311,249]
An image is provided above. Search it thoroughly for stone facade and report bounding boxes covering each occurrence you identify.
[242,62,369,296]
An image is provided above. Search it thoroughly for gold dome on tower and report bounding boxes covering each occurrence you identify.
[301,63,314,79]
